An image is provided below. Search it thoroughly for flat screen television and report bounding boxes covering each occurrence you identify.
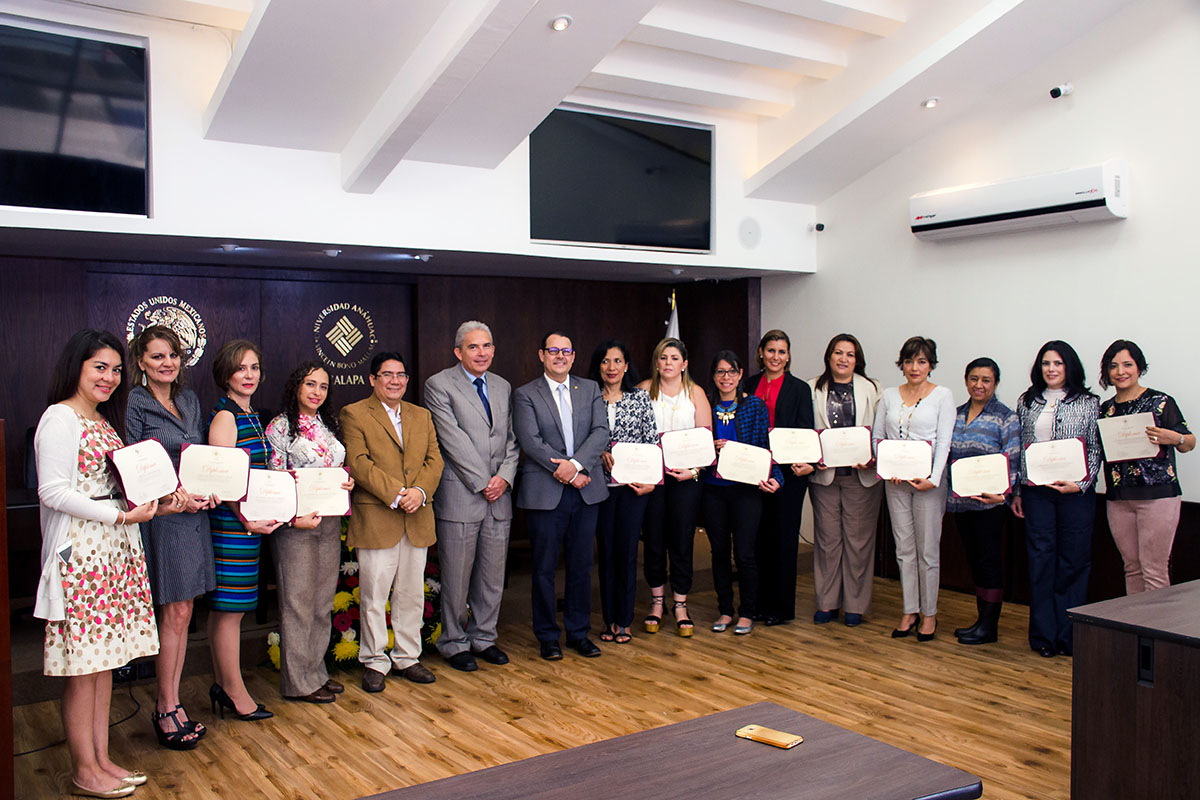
[529,108,712,252]
[0,21,149,215]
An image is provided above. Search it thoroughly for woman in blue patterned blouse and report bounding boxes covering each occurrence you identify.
[946,358,1020,645]
[1098,340,1193,594]
[589,341,658,644]
[1013,340,1100,658]
[207,340,283,720]
[703,350,782,636]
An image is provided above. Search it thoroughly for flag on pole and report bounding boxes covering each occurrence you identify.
[665,290,679,340]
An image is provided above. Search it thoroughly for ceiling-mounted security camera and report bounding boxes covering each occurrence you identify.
[808,223,825,232]
[1049,83,1074,99]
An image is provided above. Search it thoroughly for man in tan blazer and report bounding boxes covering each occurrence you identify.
[341,351,443,692]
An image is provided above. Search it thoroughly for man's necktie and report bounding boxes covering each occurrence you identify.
[557,383,574,457]
[473,377,492,427]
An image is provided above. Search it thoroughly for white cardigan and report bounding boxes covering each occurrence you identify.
[34,404,124,621]
[808,373,881,488]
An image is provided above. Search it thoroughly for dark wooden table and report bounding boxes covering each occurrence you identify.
[1068,579,1200,799]
[366,701,982,799]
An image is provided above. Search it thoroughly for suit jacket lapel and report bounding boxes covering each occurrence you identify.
[535,379,566,446]
[570,379,586,443]
[368,396,403,450]
[455,368,492,426]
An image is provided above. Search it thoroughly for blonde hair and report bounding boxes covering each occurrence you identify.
[647,337,696,401]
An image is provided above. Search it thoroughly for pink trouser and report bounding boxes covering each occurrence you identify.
[1106,497,1181,594]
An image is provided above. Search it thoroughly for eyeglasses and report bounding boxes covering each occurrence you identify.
[714,369,740,377]
[376,371,408,380]
[543,347,574,356]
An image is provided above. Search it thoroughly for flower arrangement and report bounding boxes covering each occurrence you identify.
[267,518,443,671]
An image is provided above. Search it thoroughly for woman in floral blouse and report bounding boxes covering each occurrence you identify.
[588,340,658,644]
[1098,340,1193,594]
[266,361,354,703]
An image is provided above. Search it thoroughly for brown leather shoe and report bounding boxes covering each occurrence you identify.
[361,668,386,693]
[286,686,335,704]
[323,679,344,694]
[396,663,436,684]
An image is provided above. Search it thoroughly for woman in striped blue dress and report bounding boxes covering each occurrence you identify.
[207,339,282,721]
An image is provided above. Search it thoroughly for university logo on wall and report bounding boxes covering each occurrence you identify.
[314,302,377,384]
[126,296,207,366]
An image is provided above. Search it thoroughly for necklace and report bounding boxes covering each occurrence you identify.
[714,400,738,424]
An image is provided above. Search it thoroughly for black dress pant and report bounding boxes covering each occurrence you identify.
[703,482,763,618]
[642,477,702,595]
[756,472,808,620]
[596,485,650,629]
[953,507,1006,590]
[527,487,599,643]
[1023,485,1094,651]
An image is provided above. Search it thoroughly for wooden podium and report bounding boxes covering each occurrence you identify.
[1068,580,1200,799]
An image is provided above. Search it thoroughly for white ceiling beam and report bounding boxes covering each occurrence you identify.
[68,0,251,30]
[629,1,846,78]
[585,42,795,117]
[745,0,1134,203]
[739,0,906,37]
[403,0,659,168]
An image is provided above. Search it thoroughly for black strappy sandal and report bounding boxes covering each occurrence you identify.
[152,707,200,750]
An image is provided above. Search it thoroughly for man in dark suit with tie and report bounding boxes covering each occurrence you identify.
[424,321,520,672]
[513,331,610,660]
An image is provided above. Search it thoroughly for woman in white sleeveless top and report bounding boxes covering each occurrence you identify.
[636,338,712,636]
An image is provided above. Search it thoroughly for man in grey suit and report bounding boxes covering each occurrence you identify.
[513,331,610,660]
[424,321,520,672]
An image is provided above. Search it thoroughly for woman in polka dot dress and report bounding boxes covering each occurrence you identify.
[35,329,160,798]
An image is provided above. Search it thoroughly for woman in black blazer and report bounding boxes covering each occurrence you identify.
[743,329,815,624]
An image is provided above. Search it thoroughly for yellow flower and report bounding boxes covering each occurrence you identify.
[332,639,359,662]
[267,643,281,670]
[353,586,360,604]
[332,591,354,612]
[386,629,395,651]
[425,621,442,645]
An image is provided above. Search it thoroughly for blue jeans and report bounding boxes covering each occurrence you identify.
[1022,485,1094,651]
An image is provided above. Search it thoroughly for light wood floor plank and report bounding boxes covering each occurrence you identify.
[13,572,1072,799]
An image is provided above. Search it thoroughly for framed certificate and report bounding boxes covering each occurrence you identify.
[293,467,352,517]
[818,426,872,468]
[108,439,179,506]
[715,441,771,486]
[660,427,717,471]
[178,443,251,501]
[768,428,821,465]
[950,453,1011,497]
[876,439,933,481]
[609,442,664,486]
[1097,413,1159,462]
[1024,438,1087,485]
[240,469,297,523]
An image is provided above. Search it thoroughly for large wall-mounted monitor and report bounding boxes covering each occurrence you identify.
[529,108,712,252]
[0,21,149,215]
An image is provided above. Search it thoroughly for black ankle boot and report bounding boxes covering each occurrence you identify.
[958,600,1001,645]
[954,594,984,638]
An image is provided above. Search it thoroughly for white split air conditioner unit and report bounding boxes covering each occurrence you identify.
[910,160,1127,241]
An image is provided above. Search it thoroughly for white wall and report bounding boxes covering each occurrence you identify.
[764,0,1200,497]
[0,1,814,277]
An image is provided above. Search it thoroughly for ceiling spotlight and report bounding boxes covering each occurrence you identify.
[323,248,341,257]
[921,97,939,109]
[670,267,684,276]
[549,15,571,32]
[219,243,238,253]
[416,254,432,263]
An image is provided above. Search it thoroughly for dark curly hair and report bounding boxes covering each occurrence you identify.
[277,361,341,443]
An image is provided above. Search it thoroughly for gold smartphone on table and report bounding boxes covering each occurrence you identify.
[735,724,804,749]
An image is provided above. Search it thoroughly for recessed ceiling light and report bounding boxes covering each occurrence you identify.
[921,97,939,109]
[219,243,238,252]
[323,248,341,257]
[549,15,571,32]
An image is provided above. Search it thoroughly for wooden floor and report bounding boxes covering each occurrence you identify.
[13,569,1072,800]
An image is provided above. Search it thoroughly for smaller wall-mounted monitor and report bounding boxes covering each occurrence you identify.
[0,22,149,215]
[529,108,712,252]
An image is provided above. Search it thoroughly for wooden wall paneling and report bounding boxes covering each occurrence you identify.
[86,270,264,419]
[0,419,13,799]
[258,279,415,411]
[0,258,88,492]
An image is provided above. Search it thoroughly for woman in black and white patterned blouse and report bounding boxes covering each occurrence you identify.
[1097,339,1193,595]
[588,340,658,644]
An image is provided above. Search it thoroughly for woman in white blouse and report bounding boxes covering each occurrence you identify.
[872,336,956,641]
[266,361,354,703]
